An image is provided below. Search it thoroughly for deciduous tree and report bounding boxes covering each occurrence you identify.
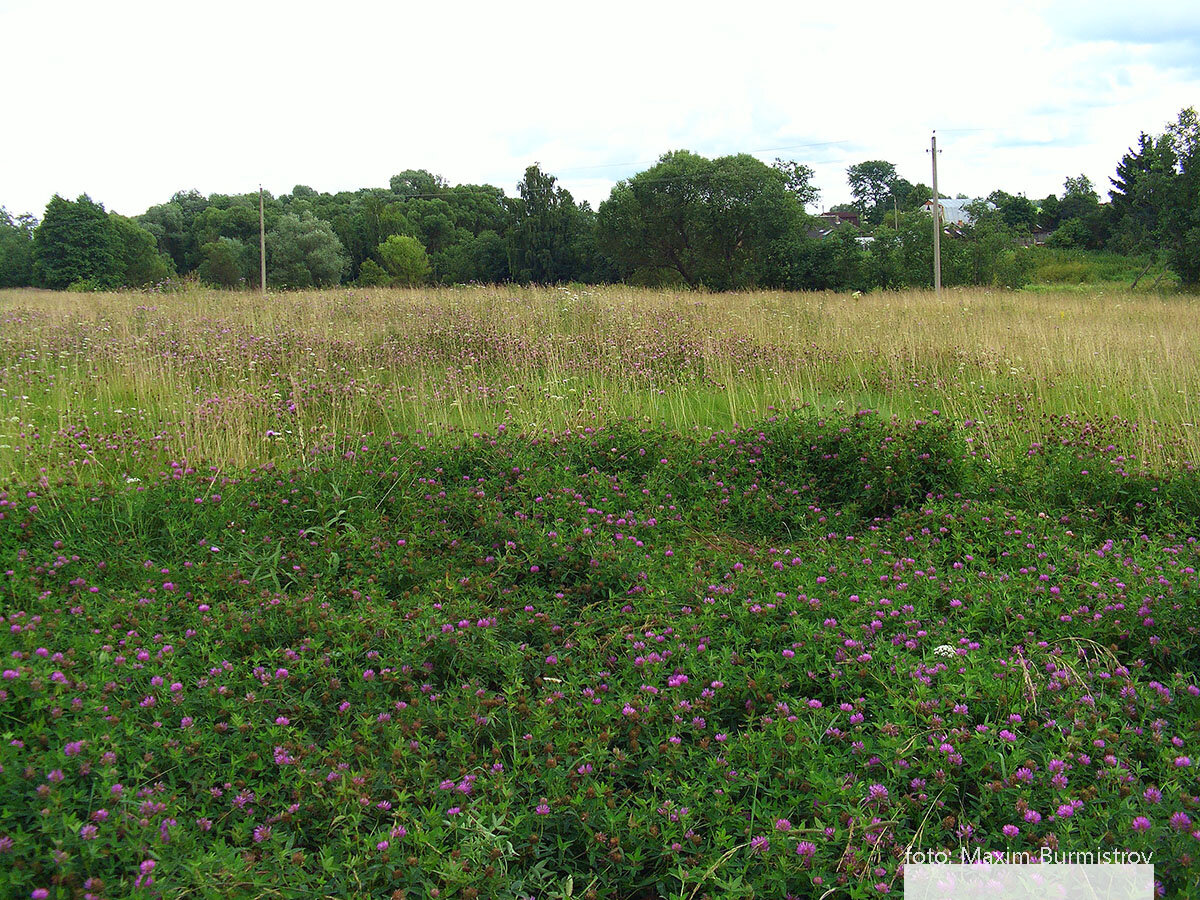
[377,234,431,286]
[266,212,348,288]
[32,194,123,289]
[846,160,899,225]
[0,207,36,287]
[598,151,804,290]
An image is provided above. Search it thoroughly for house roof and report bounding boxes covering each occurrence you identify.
[920,198,995,225]
[818,210,860,226]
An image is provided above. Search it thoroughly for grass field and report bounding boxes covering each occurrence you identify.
[1,284,1198,480]
[1,286,1198,899]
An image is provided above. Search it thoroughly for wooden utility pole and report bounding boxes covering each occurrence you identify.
[259,185,267,297]
[930,132,941,295]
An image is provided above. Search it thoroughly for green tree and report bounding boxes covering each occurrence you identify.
[960,201,1031,287]
[894,179,933,213]
[197,237,248,287]
[1059,175,1100,222]
[266,212,348,289]
[377,234,431,286]
[864,209,978,289]
[1036,194,1061,231]
[846,160,899,225]
[1109,132,1168,253]
[772,159,820,210]
[32,194,123,289]
[139,190,211,273]
[506,165,591,284]
[445,184,510,236]
[0,207,36,287]
[401,198,464,257]
[390,170,447,200]
[1160,107,1200,284]
[597,151,804,290]
[986,190,1038,232]
[331,193,411,280]
[1044,217,1090,249]
[110,214,173,286]
[435,230,511,284]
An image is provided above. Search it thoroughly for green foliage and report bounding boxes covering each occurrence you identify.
[598,151,805,290]
[991,246,1034,289]
[197,237,249,287]
[771,158,820,210]
[192,198,269,283]
[138,197,190,271]
[1079,107,1200,285]
[376,234,431,286]
[1036,193,1061,231]
[446,183,510,236]
[862,205,1032,290]
[354,258,391,287]
[64,277,105,292]
[1029,247,1176,288]
[23,114,1198,293]
[330,193,410,280]
[1045,217,1090,249]
[434,229,510,284]
[3,414,1199,897]
[894,178,933,213]
[266,211,349,289]
[1053,175,1107,250]
[866,211,940,288]
[0,207,36,287]
[505,165,595,284]
[986,190,1038,232]
[31,194,123,289]
[109,213,174,286]
[846,159,899,225]
[390,168,448,199]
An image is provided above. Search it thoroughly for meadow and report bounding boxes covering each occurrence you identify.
[1,285,1198,899]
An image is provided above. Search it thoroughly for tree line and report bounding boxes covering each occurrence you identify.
[1,107,1195,291]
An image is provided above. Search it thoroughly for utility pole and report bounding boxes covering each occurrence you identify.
[259,185,267,297]
[929,132,942,296]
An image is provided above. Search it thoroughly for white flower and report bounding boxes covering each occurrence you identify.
[933,645,956,658]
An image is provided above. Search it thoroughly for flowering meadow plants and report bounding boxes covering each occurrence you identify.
[2,411,1199,898]
[1,286,1199,897]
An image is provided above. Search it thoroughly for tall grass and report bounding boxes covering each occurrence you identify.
[1,283,1197,480]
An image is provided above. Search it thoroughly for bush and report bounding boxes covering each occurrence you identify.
[355,258,391,286]
[65,277,104,292]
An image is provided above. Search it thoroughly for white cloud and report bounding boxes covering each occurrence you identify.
[1,0,1197,219]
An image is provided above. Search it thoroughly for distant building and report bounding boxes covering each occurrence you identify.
[807,210,861,240]
[817,210,860,229]
[919,198,995,226]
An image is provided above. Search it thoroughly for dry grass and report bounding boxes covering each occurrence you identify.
[1,283,1197,479]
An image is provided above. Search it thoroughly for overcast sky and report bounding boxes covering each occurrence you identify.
[2,0,1197,219]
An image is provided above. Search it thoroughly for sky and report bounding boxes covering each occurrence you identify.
[1,0,1197,219]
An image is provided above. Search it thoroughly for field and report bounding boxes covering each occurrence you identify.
[1,285,1198,899]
